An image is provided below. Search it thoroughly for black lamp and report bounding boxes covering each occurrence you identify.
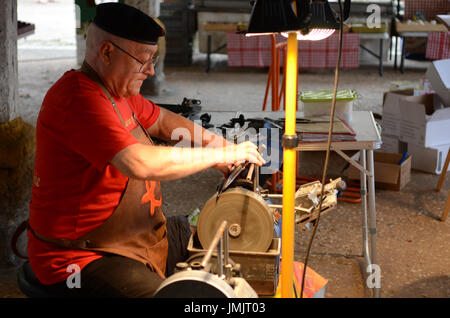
[247,0,350,41]
[284,0,341,41]
[245,0,307,36]
[305,0,340,31]
[244,0,351,298]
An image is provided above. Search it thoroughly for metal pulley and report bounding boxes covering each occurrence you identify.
[152,270,256,298]
[153,221,258,298]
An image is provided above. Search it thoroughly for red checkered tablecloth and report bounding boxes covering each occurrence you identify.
[426,32,450,60]
[226,32,360,69]
[226,32,276,67]
[298,33,359,69]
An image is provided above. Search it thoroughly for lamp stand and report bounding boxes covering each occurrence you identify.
[281,31,298,298]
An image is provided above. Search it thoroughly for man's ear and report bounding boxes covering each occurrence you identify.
[98,41,113,65]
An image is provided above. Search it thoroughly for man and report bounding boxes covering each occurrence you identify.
[26,3,264,297]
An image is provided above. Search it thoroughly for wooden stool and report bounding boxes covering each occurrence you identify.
[436,149,450,222]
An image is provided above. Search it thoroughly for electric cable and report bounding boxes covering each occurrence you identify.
[300,0,345,298]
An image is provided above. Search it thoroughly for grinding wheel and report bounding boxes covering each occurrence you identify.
[197,187,273,252]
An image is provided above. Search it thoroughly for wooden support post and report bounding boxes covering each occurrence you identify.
[442,194,450,222]
[0,0,18,123]
[437,149,450,222]
[436,149,450,192]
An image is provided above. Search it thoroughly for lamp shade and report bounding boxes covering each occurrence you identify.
[282,0,340,41]
[306,0,340,31]
[246,0,307,36]
[246,0,343,41]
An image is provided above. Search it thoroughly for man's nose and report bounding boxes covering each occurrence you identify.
[142,64,155,76]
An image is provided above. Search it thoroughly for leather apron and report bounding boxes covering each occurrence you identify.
[28,62,168,279]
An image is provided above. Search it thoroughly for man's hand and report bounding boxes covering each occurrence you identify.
[218,141,266,167]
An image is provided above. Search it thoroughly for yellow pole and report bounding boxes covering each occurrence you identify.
[281,31,298,298]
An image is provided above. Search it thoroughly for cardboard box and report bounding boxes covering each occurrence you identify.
[395,19,448,32]
[348,151,411,191]
[381,90,414,137]
[398,94,450,147]
[426,59,450,107]
[407,143,450,175]
[379,133,408,154]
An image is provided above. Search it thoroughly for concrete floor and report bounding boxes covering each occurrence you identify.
[1,52,449,298]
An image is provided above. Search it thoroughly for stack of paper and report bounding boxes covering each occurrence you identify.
[295,116,356,142]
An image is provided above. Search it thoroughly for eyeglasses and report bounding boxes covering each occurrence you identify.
[109,41,159,73]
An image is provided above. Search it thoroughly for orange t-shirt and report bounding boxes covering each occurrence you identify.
[28,70,160,285]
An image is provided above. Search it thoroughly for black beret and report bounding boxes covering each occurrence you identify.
[93,3,165,45]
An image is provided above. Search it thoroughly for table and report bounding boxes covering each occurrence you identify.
[226,32,360,69]
[296,111,381,298]
[358,32,390,77]
[396,32,428,73]
[192,110,382,297]
[202,22,242,73]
